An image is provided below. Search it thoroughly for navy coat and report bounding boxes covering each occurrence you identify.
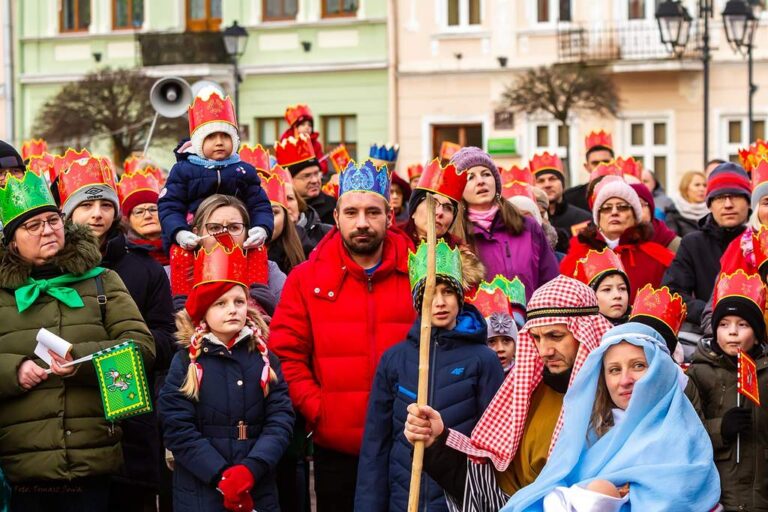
[158,334,294,511]
[158,149,274,249]
[355,304,505,512]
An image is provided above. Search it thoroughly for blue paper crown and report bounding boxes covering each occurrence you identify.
[338,160,391,202]
[369,143,399,165]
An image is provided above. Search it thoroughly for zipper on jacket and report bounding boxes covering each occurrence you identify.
[216,169,221,192]
[504,240,511,258]
[367,274,373,292]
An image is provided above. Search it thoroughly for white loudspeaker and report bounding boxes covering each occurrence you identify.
[149,77,192,118]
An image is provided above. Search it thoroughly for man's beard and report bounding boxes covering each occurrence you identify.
[342,228,385,256]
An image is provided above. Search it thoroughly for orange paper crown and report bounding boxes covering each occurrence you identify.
[500,165,534,186]
[629,285,687,336]
[21,139,48,160]
[275,134,316,167]
[258,171,288,208]
[407,163,424,181]
[239,144,271,173]
[188,90,237,136]
[284,104,313,127]
[50,148,91,183]
[26,153,55,181]
[269,163,293,184]
[327,145,352,173]
[321,172,340,199]
[502,181,536,201]
[468,286,513,319]
[751,157,768,189]
[616,156,642,180]
[585,130,613,152]
[573,248,627,287]
[117,168,161,207]
[415,158,467,203]
[439,141,461,161]
[57,155,117,207]
[193,243,248,288]
[589,161,624,182]
[529,152,564,176]
[739,139,768,173]
[714,269,767,312]
[753,226,768,271]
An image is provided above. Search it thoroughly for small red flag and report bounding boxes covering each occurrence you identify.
[328,145,351,173]
[738,349,761,406]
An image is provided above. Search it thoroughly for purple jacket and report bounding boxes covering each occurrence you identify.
[472,214,559,301]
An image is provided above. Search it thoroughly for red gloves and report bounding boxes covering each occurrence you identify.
[218,465,254,511]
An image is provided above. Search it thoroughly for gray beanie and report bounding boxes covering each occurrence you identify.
[61,184,120,219]
[449,146,501,198]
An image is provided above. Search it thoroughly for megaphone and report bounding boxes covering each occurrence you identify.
[149,77,192,118]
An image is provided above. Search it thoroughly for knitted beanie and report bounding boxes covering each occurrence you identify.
[753,179,768,210]
[449,147,501,197]
[713,296,767,347]
[0,140,24,170]
[190,87,240,159]
[508,195,543,225]
[592,177,643,225]
[121,189,159,217]
[487,311,518,341]
[706,162,751,206]
[61,183,121,219]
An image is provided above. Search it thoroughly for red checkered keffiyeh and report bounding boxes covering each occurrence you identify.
[446,275,613,472]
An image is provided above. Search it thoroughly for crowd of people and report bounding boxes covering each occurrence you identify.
[0,84,766,512]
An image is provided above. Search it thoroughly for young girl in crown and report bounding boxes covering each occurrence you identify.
[158,87,274,252]
[158,244,294,512]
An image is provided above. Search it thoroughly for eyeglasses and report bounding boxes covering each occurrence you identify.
[435,201,456,215]
[21,213,64,235]
[598,203,633,215]
[711,194,742,205]
[131,206,158,217]
[204,222,245,236]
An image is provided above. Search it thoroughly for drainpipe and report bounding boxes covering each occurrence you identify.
[2,0,13,143]
[387,0,399,144]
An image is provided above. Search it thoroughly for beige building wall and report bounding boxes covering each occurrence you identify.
[394,0,768,192]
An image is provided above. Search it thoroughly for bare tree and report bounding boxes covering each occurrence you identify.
[32,67,187,165]
[500,63,620,177]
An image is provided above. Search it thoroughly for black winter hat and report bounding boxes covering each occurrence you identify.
[713,296,767,348]
[0,140,24,171]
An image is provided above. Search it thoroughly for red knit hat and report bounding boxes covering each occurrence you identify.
[185,281,243,324]
[121,189,159,217]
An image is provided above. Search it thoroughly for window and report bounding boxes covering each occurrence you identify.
[530,121,570,181]
[263,0,298,21]
[447,0,481,27]
[626,119,670,187]
[113,0,143,29]
[536,0,571,23]
[187,0,221,31]
[61,0,91,32]
[432,124,483,160]
[627,0,662,20]
[322,0,358,18]
[323,115,357,160]
[722,116,767,162]
[256,118,289,148]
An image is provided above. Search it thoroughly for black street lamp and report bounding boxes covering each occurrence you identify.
[222,20,249,121]
[722,0,761,142]
[656,0,712,167]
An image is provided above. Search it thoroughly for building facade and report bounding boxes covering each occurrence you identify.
[13,0,388,167]
[393,0,768,190]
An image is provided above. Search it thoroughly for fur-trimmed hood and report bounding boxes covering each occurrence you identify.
[0,223,102,290]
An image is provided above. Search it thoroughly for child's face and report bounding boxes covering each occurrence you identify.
[205,285,248,341]
[488,336,515,369]
[595,274,629,320]
[296,120,313,136]
[70,199,116,240]
[431,283,459,330]
[716,315,758,356]
[202,132,233,160]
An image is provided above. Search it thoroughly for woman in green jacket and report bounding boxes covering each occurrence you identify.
[0,169,154,511]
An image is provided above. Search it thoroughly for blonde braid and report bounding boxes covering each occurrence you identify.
[179,322,207,400]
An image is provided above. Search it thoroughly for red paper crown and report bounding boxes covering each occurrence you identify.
[573,248,626,287]
[589,161,623,182]
[269,163,293,183]
[117,169,161,207]
[468,286,513,318]
[21,139,48,160]
[239,144,271,173]
[502,181,536,201]
[529,152,564,176]
[500,165,534,186]
[585,130,613,151]
[275,134,316,167]
[753,226,768,271]
[258,171,287,208]
[407,163,424,181]
[193,243,248,289]
[416,158,467,203]
[751,158,768,189]
[439,141,461,161]
[170,243,268,296]
[284,104,313,127]
[188,91,237,136]
[630,285,688,336]
[616,156,642,180]
[26,153,54,180]
[321,172,340,199]
[327,145,351,173]
[714,269,767,312]
[739,139,768,173]
[57,156,117,207]
[50,148,91,183]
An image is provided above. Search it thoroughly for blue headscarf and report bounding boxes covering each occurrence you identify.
[502,322,721,512]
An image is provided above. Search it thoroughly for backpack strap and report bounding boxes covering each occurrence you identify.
[95,274,107,322]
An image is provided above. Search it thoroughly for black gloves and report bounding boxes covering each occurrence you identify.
[721,406,752,442]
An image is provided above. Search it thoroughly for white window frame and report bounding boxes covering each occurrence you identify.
[718,113,768,161]
[528,0,572,26]
[525,117,579,186]
[622,115,673,188]
[437,0,483,31]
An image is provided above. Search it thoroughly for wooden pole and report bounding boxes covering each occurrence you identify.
[407,193,437,512]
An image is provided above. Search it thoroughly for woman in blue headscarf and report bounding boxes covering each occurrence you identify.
[502,322,721,512]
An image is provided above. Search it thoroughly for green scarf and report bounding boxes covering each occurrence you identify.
[15,267,106,313]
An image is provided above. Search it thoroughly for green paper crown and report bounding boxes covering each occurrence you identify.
[408,239,463,291]
[0,171,56,226]
[478,274,527,308]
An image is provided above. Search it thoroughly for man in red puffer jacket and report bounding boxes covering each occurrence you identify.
[270,160,416,512]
